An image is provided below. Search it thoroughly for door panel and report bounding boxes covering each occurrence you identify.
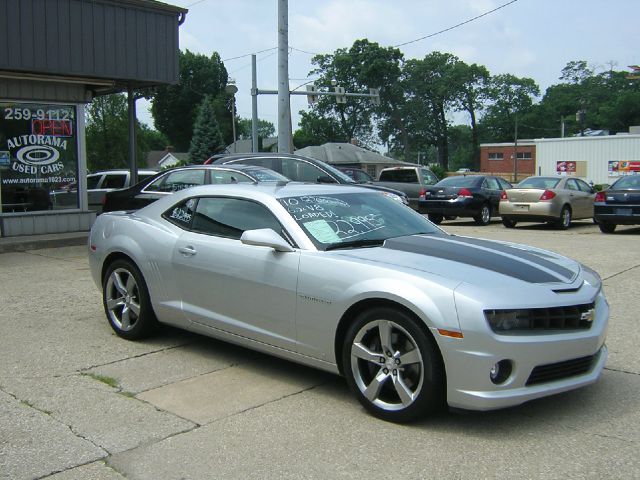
[172,232,300,350]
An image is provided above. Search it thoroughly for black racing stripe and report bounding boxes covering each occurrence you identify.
[445,236,575,281]
[383,236,567,284]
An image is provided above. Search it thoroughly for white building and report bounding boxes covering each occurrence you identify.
[535,134,640,185]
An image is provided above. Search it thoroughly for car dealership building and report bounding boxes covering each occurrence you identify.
[0,0,185,237]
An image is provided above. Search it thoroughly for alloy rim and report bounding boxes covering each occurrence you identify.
[105,268,141,332]
[562,209,571,228]
[482,206,490,223]
[351,320,424,411]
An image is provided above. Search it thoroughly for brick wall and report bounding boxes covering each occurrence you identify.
[480,144,536,182]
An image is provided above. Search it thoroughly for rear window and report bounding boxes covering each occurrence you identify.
[612,176,640,189]
[435,176,482,187]
[517,177,560,189]
[379,169,418,183]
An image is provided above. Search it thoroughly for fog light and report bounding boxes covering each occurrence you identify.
[490,360,512,384]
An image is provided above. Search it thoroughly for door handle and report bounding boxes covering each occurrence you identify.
[179,246,197,256]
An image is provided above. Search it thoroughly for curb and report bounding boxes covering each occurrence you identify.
[0,232,89,254]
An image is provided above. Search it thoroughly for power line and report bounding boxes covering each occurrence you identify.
[186,0,209,7]
[223,47,278,62]
[393,0,520,48]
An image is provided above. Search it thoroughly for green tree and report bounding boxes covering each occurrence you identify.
[403,52,465,169]
[309,39,403,147]
[152,50,229,151]
[85,94,167,171]
[480,74,540,142]
[452,62,490,170]
[292,110,346,148]
[188,95,225,163]
[236,118,276,140]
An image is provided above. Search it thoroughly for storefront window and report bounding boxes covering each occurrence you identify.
[0,102,79,213]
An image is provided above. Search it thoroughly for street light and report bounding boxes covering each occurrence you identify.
[226,80,239,153]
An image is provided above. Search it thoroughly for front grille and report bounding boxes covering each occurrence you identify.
[526,355,595,386]
[485,303,595,333]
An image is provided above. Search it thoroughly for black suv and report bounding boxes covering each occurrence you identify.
[208,153,409,205]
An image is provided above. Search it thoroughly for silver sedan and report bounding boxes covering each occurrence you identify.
[88,183,608,422]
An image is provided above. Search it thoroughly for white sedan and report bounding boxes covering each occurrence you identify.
[88,183,608,422]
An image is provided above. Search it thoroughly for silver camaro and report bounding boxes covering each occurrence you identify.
[88,183,608,422]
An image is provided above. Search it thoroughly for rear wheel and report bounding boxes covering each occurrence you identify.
[598,222,617,233]
[103,259,158,340]
[342,307,445,423]
[555,206,572,230]
[428,213,443,224]
[501,217,517,228]
[473,204,491,226]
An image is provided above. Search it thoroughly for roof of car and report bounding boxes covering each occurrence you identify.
[88,169,158,175]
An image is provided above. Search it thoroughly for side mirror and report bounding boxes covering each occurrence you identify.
[317,175,337,184]
[240,228,294,252]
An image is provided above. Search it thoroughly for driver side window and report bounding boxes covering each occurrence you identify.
[191,197,285,240]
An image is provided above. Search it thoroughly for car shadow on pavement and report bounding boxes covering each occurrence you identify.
[148,328,629,435]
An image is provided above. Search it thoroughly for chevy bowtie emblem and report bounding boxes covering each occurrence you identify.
[581,309,595,322]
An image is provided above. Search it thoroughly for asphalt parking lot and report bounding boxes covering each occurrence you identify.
[1,220,639,479]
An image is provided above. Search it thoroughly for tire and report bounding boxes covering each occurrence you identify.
[342,307,445,423]
[598,222,617,233]
[102,259,158,340]
[428,213,443,224]
[473,204,491,226]
[555,206,572,230]
[501,217,517,228]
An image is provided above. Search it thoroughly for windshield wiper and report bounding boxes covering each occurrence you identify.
[325,239,385,251]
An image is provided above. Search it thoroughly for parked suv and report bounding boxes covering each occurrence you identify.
[49,169,157,212]
[375,166,439,209]
[209,153,409,205]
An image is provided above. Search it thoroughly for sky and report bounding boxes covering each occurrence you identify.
[139,0,640,135]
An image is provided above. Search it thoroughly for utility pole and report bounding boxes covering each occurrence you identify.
[277,0,291,153]
[513,112,519,183]
[251,54,259,152]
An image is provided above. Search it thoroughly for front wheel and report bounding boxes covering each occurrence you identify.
[103,259,158,340]
[342,307,445,423]
[473,204,491,226]
[598,222,617,233]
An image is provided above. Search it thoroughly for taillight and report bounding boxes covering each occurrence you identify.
[500,190,508,201]
[458,188,473,198]
[419,188,426,199]
[539,190,556,201]
[595,191,606,202]
[101,195,106,206]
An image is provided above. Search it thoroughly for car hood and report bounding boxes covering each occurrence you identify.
[333,234,580,287]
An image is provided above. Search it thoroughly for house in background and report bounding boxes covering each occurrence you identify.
[295,142,409,179]
[146,147,189,169]
[226,137,278,154]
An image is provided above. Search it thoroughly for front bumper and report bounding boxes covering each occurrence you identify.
[439,288,608,411]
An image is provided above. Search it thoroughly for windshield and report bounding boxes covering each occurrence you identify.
[517,177,560,189]
[435,176,482,187]
[611,175,640,189]
[279,192,440,250]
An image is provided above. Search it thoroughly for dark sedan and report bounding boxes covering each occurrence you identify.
[418,175,512,226]
[594,175,640,233]
[102,164,288,212]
